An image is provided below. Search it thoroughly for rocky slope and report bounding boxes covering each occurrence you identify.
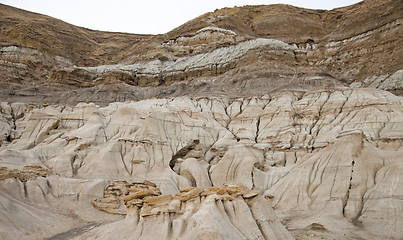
[0,0,402,104]
[0,0,402,239]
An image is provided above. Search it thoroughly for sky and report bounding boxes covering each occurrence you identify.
[1,0,362,34]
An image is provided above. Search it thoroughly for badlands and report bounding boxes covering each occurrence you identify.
[0,0,402,239]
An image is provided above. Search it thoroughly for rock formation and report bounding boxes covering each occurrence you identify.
[88,181,293,240]
[0,0,402,239]
[0,87,402,239]
[0,0,402,104]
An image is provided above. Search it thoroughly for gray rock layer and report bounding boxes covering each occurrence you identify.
[0,88,402,239]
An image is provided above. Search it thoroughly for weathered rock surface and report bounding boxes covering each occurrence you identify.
[0,88,402,239]
[0,0,402,239]
[0,0,402,104]
[265,130,403,239]
[84,183,293,240]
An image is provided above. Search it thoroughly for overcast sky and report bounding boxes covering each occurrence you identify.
[1,0,362,34]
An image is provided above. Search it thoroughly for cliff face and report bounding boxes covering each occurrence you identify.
[0,1,402,239]
[0,0,402,104]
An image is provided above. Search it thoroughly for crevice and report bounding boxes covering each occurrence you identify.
[251,168,255,190]
[308,93,329,136]
[255,116,261,143]
[71,154,78,176]
[119,145,130,176]
[342,159,355,217]
[23,182,28,198]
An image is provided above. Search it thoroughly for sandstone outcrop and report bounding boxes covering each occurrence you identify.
[0,165,52,182]
[92,180,161,215]
[85,182,293,240]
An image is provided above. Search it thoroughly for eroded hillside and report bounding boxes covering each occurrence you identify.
[0,0,402,239]
[0,0,402,104]
[1,88,402,239]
